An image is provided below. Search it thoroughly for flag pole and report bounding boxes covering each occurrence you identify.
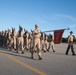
[42,28,70,33]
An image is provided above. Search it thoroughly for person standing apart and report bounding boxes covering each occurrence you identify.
[65,31,75,56]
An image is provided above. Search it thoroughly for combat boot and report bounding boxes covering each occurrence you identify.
[53,50,55,52]
[72,53,75,56]
[43,50,46,52]
[22,51,24,54]
[42,49,46,52]
[39,55,42,60]
[31,54,35,59]
[47,49,49,52]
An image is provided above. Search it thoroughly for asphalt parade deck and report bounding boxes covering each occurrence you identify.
[0,43,76,75]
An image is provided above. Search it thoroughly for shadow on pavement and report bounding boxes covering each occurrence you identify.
[0,48,39,60]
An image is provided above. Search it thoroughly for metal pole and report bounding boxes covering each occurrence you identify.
[41,28,70,33]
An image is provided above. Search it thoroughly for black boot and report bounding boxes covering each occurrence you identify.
[31,55,35,59]
[22,51,24,54]
[47,49,49,52]
[53,50,55,52]
[39,55,42,60]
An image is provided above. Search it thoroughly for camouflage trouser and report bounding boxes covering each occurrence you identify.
[7,37,13,50]
[13,37,16,49]
[24,38,29,50]
[31,38,41,56]
[6,37,11,49]
[16,37,24,52]
[4,37,7,47]
[44,40,48,50]
[48,41,55,50]
[40,39,45,50]
[9,38,13,50]
[28,39,32,51]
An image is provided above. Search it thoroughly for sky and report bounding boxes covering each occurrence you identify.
[0,0,76,37]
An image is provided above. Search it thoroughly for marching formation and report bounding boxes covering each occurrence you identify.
[0,24,75,60]
[0,24,55,60]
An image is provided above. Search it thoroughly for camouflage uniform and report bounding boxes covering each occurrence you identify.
[7,30,11,49]
[47,35,55,52]
[1,31,5,47]
[13,28,17,50]
[31,24,42,60]
[9,34,14,50]
[4,30,8,48]
[17,27,24,54]
[23,30,29,50]
[40,32,46,52]
[28,33,33,51]
[44,34,48,51]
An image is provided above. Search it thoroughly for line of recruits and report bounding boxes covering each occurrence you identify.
[1,24,75,60]
[0,24,55,60]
